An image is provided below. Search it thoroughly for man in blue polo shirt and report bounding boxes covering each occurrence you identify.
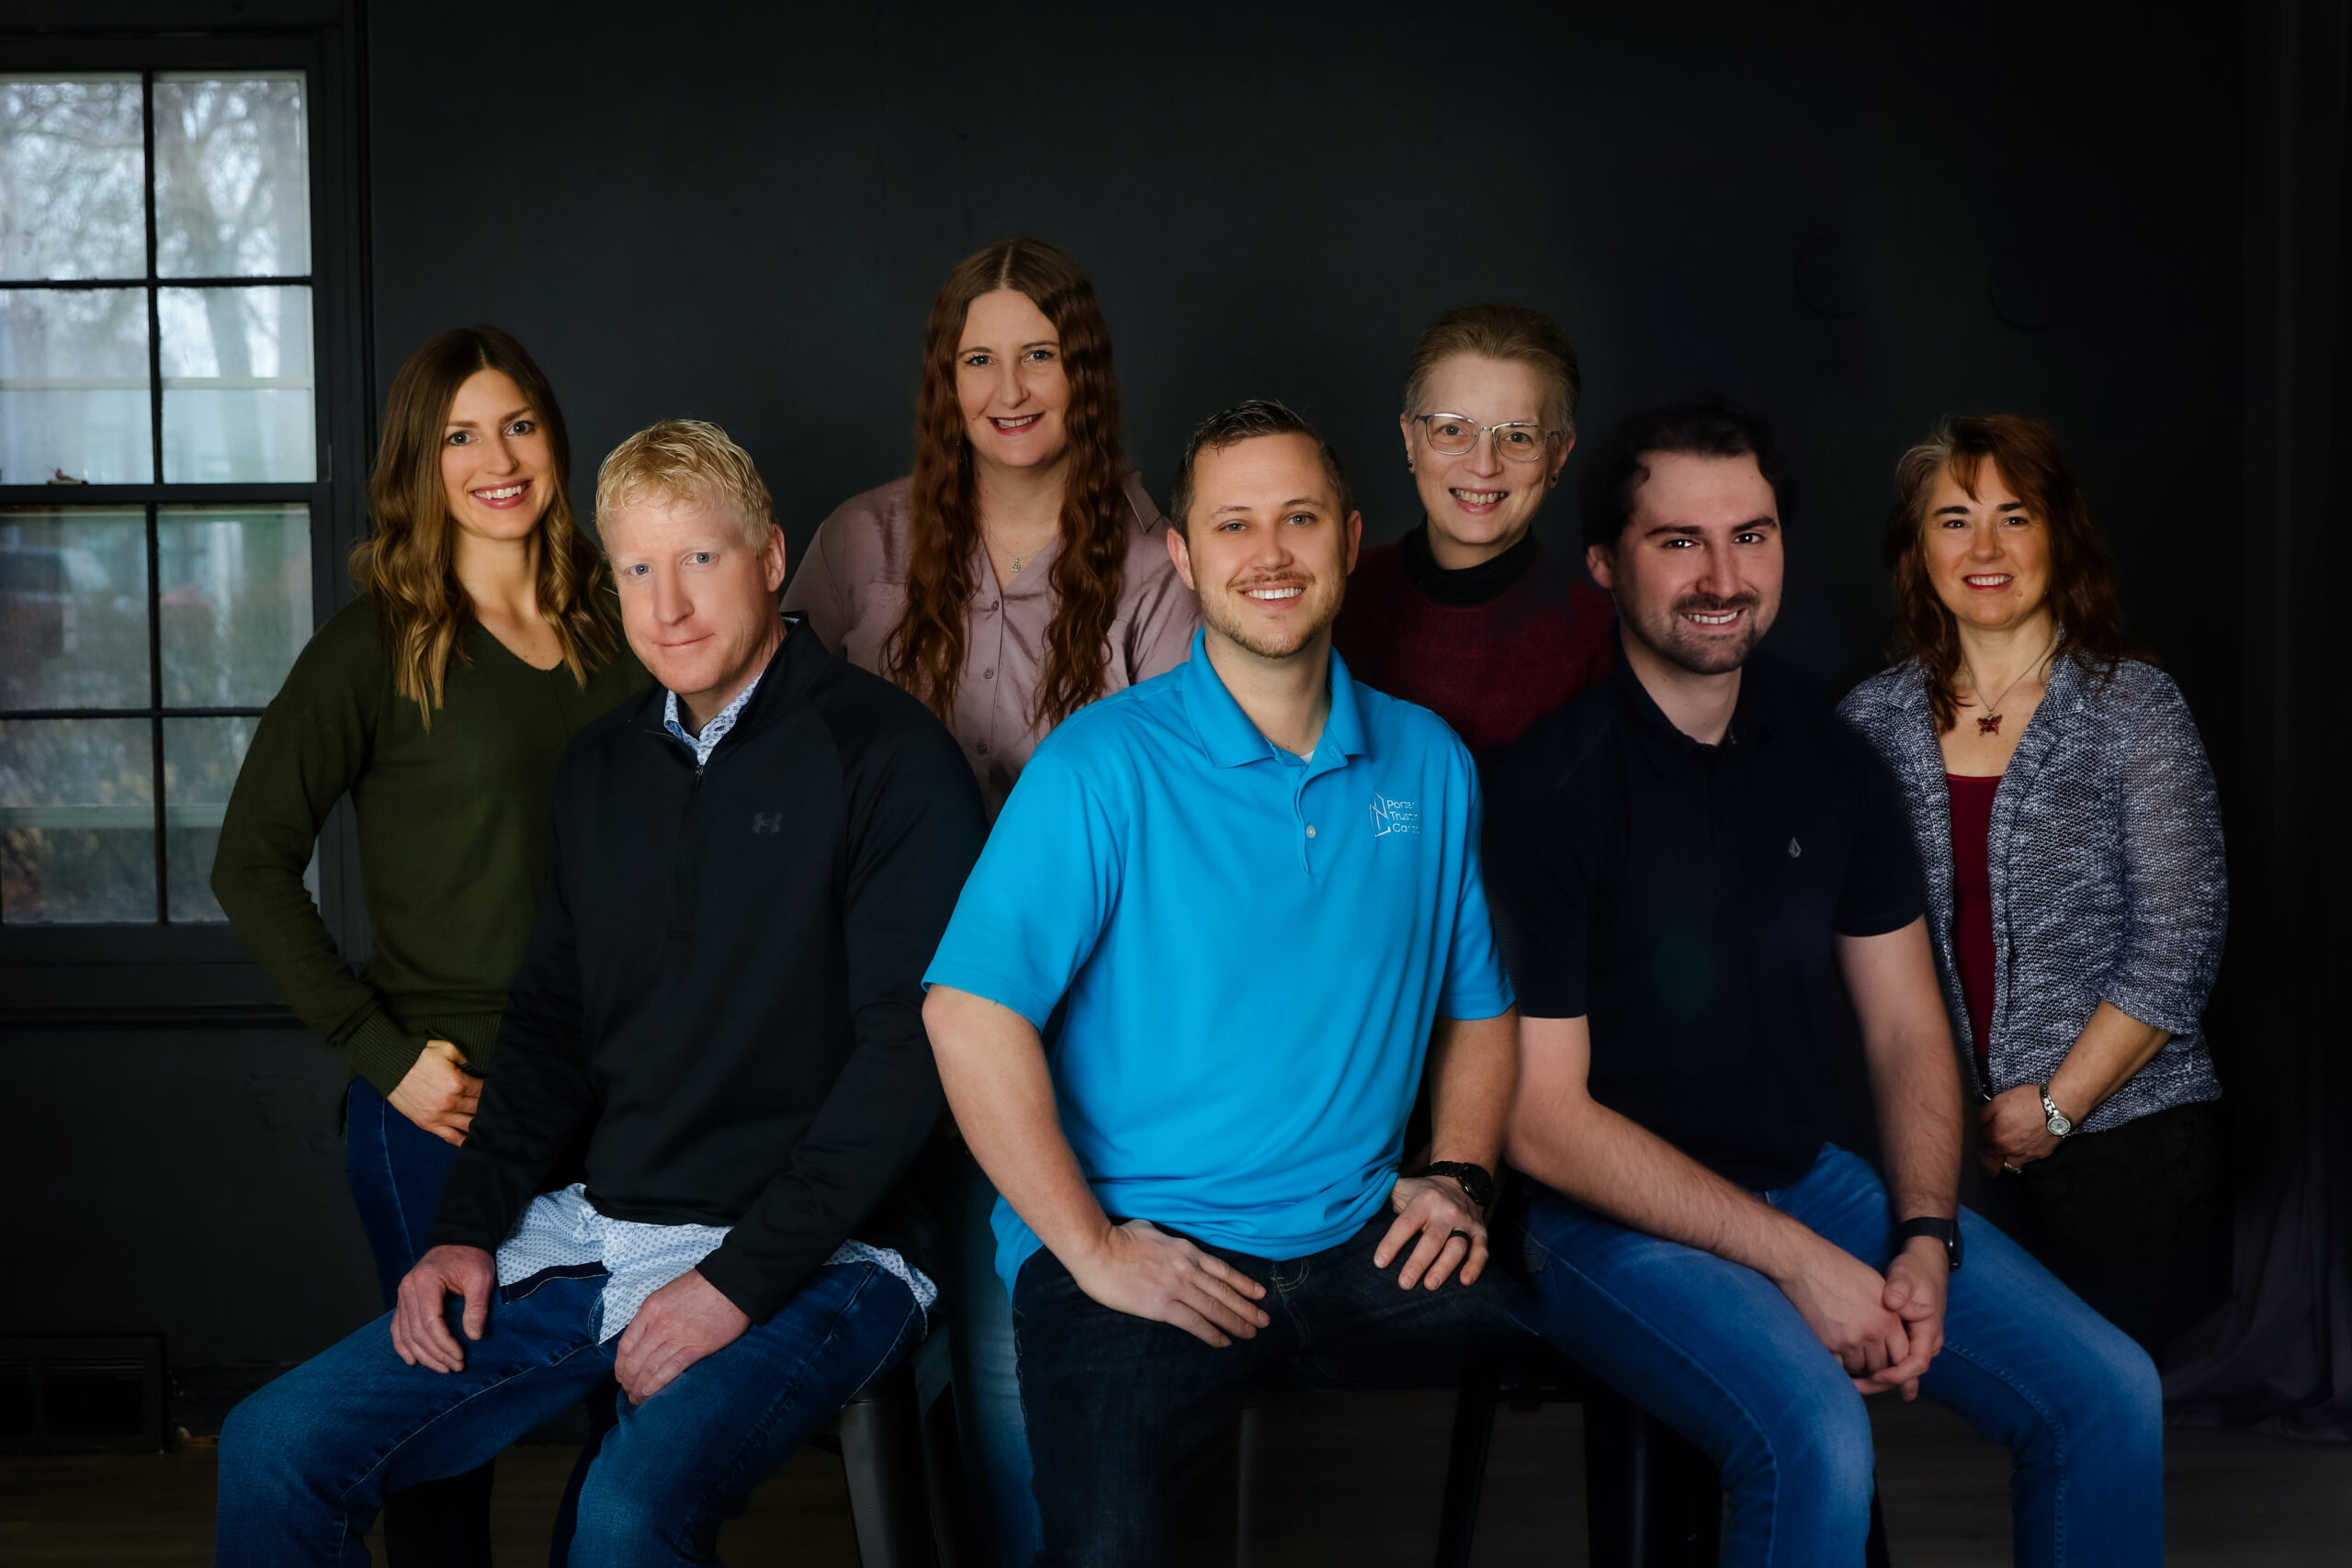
[924,400,1525,1565]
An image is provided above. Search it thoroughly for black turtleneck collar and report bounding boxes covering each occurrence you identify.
[1401,523,1542,607]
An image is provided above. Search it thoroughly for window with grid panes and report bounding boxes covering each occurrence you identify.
[0,71,319,925]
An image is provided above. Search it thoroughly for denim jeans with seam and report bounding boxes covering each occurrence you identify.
[1013,1209,1534,1568]
[216,1258,922,1566]
[1518,1143,2164,1568]
[943,1147,1043,1566]
[345,1075,496,1565]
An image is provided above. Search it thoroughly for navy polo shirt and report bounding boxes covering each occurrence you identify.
[924,628,1515,1293]
[1481,649,1925,1191]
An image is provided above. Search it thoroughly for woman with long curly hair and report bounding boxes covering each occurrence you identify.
[785,237,1196,819]
[210,326,645,1562]
[783,239,1194,1563]
[1839,412,2228,1359]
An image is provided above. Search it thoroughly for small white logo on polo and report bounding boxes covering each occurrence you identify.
[1788,837,1802,858]
[752,812,784,834]
[1370,795,1421,837]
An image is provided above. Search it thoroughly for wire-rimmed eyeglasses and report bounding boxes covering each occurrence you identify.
[1412,412,1555,462]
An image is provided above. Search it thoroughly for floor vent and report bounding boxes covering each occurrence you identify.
[0,1335,165,1453]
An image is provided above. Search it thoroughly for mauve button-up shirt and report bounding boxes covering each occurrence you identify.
[783,471,1201,818]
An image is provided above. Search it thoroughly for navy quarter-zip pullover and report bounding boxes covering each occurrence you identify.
[432,615,987,1323]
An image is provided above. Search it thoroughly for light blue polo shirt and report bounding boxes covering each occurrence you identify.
[923,628,1515,1296]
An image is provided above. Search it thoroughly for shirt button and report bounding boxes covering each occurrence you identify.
[1306,825,1317,839]
[989,600,1001,612]
[975,740,989,755]
[983,668,995,679]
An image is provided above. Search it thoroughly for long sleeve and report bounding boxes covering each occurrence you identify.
[695,720,987,1323]
[209,607,425,1094]
[2100,671,2228,1035]
[429,812,599,1253]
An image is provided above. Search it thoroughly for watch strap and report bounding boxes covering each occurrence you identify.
[1424,1160,1497,1211]
[1893,1215,1963,1270]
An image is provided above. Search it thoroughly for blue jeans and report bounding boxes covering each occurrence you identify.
[345,1075,495,1566]
[943,1148,1042,1567]
[217,1259,923,1565]
[1013,1211,1533,1568]
[1518,1145,2163,1568]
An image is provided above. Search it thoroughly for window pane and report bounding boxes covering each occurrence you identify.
[165,714,306,922]
[159,285,313,482]
[0,288,153,484]
[0,509,150,709]
[0,716,154,923]
[158,504,310,706]
[154,74,311,279]
[0,75,146,282]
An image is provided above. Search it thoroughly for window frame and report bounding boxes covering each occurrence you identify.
[0,25,370,1017]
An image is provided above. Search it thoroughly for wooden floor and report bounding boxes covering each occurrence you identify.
[2,1394,2345,1564]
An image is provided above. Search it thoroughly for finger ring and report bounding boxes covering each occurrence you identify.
[1448,1230,1474,1244]
[2002,1160,2020,1174]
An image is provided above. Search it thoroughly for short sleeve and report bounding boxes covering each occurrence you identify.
[1833,731,1929,938]
[922,742,1123,1028]
[1436,767,1515,1021]
[780,507,860,653]
[1480,739,1594,1020]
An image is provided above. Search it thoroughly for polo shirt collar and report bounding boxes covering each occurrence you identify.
[1177,626,1368,770]
[1607,626,1771,755]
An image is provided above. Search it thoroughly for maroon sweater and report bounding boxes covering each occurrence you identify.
[1335,528,1616,755]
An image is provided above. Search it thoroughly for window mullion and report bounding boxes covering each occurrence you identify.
[141,71,162,487]
[146,502,168,923]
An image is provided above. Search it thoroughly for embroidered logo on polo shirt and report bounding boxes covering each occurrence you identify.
[1370,795,1421,838]
[752,812,784,835]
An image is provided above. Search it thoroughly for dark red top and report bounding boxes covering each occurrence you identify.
[1946,773,2001,1062]
[1333,533,1616,756]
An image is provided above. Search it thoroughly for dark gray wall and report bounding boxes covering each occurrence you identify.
[10,0,2265,1417]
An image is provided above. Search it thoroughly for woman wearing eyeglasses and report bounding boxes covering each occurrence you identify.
[782,237,1195,1566]
[1333,302,1613,752]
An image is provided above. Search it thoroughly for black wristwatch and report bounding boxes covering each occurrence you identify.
[1893,1215,1963,1272]
[1425,1160,1497,1212]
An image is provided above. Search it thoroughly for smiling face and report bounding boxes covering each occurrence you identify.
[1401,354,1571,563]
[605,494,788,723]
[440,368,555,545]
[955,288,1071,477]
[1588,450,1783,675]
[1923,458,2052,634]
[1169,432,1362,664]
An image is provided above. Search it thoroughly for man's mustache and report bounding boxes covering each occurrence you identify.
[1672,592,1760,615]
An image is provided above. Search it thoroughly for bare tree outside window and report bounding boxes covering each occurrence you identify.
[0,71,318,925]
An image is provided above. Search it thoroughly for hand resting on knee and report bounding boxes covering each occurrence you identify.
[391,1244,495,1371]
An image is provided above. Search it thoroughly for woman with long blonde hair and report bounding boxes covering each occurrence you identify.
[784,238,1195,1563]
[211,325,645,1562]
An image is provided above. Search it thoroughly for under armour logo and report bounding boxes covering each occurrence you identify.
[752,812,784,835]
[1788,838,1803,858]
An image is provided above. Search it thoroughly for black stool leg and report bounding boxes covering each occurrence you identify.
[1434,1345,1501,1568]
[1585,1389,1721,1568]
[1865,1477,1892,1568]
[837,1365,938,1568]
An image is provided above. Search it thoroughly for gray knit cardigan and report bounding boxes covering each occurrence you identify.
[1838,654,2224,1131]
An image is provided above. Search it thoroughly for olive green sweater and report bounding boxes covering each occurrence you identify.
[212,595,649,1093]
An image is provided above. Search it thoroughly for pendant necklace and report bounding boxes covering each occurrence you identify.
[1008,554,1025,576]
[1962,634,2055,738]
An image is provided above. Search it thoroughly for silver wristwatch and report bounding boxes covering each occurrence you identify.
[2039,1085,2075,1139]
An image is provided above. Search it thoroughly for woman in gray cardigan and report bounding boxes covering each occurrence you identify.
[1840,413,2228,1358]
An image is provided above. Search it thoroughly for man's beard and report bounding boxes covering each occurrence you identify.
[1202,574,1344,660]
[1638,591,1768,675]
